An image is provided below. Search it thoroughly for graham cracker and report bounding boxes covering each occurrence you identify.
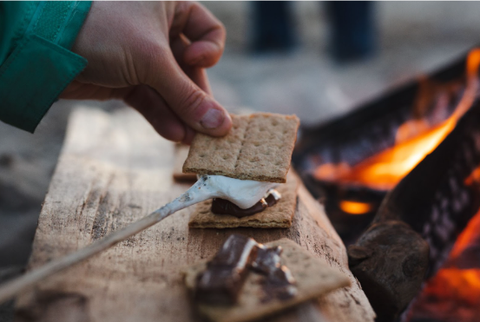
[173,144,197,182]
[188,172,298,229]
[183,113,300,183]
[184,238,351,322]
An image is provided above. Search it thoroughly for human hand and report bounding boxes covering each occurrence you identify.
[60,1,231,144]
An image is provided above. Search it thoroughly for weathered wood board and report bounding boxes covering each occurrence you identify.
[14,107,375,322]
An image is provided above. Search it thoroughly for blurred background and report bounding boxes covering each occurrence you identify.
[2,1,480,319]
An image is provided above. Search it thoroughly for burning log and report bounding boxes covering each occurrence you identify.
[348,221,428,322]
[294,51,469,173]
[348,97,480,321]
[293,48,480,321]
[293,49,475,246]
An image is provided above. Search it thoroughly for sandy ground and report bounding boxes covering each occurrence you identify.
[1,2,480,320]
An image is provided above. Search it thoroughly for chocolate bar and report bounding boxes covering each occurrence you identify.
[252,245,297,301]
[195,234,297,307]
[195,234,258,305]
[210,189,281,218]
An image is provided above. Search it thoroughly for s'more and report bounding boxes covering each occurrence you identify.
[183,113,300,229]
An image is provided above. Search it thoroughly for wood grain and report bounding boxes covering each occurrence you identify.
[14,107,375,322]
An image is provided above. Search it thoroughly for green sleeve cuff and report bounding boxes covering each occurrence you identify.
[0,35,87,132]
[0,1,92,132]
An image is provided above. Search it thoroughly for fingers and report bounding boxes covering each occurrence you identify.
[146,51,231,137]
[132,1,231,139]
[124,85,190,143]
[182,125,197,145]
[168,35,225,137]
[170,34,213,94]
[185,67,212,96]
[172,2,226,68]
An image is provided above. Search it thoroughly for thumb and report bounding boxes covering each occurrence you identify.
[147,55,231,137]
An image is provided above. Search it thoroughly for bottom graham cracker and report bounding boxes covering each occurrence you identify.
[188,172,299,229]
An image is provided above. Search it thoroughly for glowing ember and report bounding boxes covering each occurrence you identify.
[464,165,480,186]
[314,49,480,191]
[339,200,373,215]
[408,208,480,321]
[449,204,480,259]
[422,268,480,306]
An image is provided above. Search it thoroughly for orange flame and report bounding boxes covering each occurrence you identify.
[315,49,480,191]
[465,166,480,186]
[339,200,373,215]
[450,207,480,258]
[423,268,480,306]
[417,208,480,311]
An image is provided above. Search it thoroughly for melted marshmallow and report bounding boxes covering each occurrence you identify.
[199,175,278,209]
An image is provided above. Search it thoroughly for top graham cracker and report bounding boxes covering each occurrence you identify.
[183,113,300,183]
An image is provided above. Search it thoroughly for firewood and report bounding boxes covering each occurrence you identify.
[348,220,429,322]
[348,100,480,322]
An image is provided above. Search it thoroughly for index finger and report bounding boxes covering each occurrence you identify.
[172,2,226,68]
[170,34,213,95]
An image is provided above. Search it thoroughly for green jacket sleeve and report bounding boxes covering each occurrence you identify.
[0,1,92,132]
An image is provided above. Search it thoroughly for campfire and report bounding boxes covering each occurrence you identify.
[314,49,480,192]
[293,49,480,321]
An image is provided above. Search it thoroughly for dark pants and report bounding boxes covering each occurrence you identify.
[326,1,376,62]
[251,1,296,53]
[251,1,376,61]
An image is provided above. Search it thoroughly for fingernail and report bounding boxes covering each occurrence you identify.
[200,109,224,129]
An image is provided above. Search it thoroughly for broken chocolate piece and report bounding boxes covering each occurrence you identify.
[252,245,297,302]
[211,189,281,218]
[195,234,258,305]
[194,234,297,308]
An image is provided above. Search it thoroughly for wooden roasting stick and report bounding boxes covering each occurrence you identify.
[0,175,241,304]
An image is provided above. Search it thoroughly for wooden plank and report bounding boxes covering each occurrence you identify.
[14,107,375,322]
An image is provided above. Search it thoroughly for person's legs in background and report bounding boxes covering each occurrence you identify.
[250,1,296,54]
[325,1,377,63]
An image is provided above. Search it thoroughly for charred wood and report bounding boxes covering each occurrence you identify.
[348,100,480,321]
